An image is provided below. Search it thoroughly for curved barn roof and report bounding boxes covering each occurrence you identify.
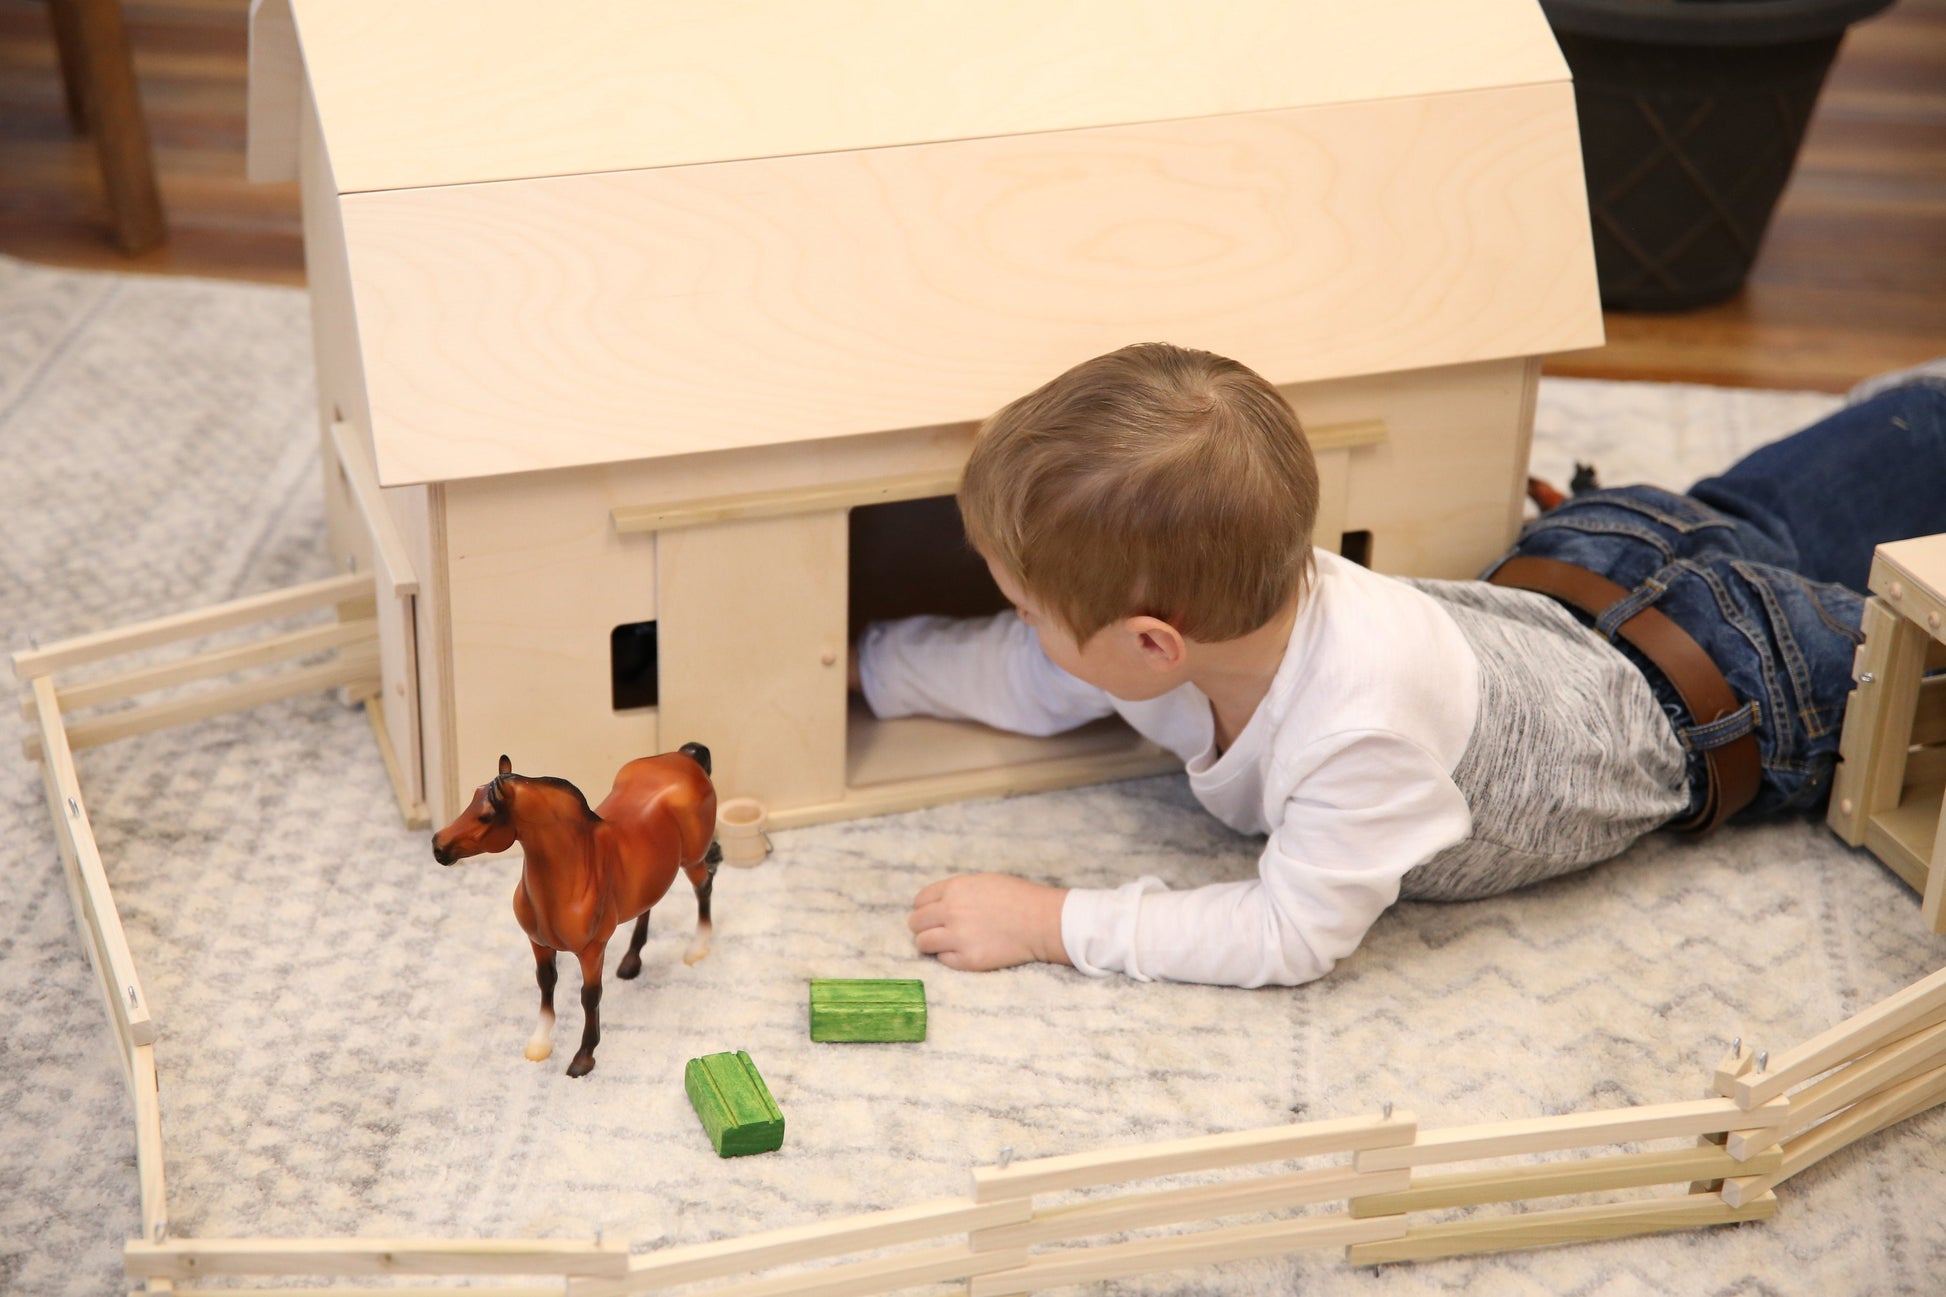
[252,0,1602,486]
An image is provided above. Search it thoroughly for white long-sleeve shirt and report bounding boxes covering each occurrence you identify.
[859,549,1481,987]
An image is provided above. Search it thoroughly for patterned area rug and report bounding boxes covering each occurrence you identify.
[2,254,1943,1296]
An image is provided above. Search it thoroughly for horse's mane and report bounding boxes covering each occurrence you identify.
[494,773,601,821]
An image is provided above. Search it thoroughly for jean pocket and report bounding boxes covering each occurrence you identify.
[1729,561,1864,743]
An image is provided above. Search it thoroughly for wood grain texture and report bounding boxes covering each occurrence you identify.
[10,0,1932,392]
[617,1243,1027,1297]
[20,618,372,717]
[1344,1191,1778,1266]
[976,1166,1412,1252]
[685,1051,786,1159]
[972,1111,1417,1203]
[123,1238,629,1279]
[808,979,928,1043]
[967,1213,1407,1297]
[339,81,1597,486]
[1720,1060,1946,1206]
[1353,1097,1790,1173]
[574,1197,1030,1297]
[1347,1145,1784,1218]
[277,0,1568,192]
[131,1043,168,1242]
[10,571,371,678]
[1727,964,1946,1108]
[1828,597,1928,844]
[655,513,850,812]
[439,426,964,815]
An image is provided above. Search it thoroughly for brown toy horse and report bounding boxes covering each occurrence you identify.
[432,743,720,1077]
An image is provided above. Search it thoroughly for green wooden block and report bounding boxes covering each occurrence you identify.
[684,1051,785,1158]
[809,978,928,1042]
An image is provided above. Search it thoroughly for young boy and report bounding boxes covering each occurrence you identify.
[854,343,1946,988]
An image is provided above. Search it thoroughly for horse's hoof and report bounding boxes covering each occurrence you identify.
[682,944,710,967]
[566,1054,596,1078]
[524,1040,553,1062]
[616,956,642,980]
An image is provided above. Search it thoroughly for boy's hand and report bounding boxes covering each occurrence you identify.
[908,873,1072,971]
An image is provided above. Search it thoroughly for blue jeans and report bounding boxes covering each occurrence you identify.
[1483,382,1946,823]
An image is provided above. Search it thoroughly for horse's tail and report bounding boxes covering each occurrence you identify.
[678,741,712,776]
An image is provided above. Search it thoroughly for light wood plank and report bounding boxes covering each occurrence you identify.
[31,676,155,1048]
[1912,674,1946,746]
[1863,774,1944,894]
[1727,965,1946,1108]
[329,421,420,595]
[11,573,375,680]
[285,0,1569,192]
[587,1243,1026,1297]
[1873,536,1946,647]
[613,470,959,535]
[27,643,381,760]
[655,514,849,810]
[123,1238,629,1280]
[1829,597,1921,844]
[607,420,1387,536]
[1353,1098,1788,1173]
[846,707,1159,793]
[15,0,1938,393]
[972,1112,1416,1203]
[19,620,377,719]
[342,83,1598,487]
[1711,1040,1758,1093]
[571,1197,1029,1297]
[1758,1016,1946,1150]
[793,742,1181,832]
[167,1289,555,1297]
[976,1166,1411,1251]
[968,1213,1406,1297]
[34,705,135,1097]
[365,699,429,830]
[132,1044,167,1244]
[1721,1060,1946,1207]
[1347,1145,1782,1218]
[1345,1191,1778,1265]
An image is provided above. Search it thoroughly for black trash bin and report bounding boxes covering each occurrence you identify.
[1542,0,1894,312]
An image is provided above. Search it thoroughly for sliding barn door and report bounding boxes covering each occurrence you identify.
[655,512,849,813]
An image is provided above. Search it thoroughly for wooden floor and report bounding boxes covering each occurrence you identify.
[1,0,1941,392]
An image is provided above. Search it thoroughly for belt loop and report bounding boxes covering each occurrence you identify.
[1593,579,1664,641]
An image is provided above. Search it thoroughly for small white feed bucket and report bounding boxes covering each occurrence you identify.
[716,798,771,867]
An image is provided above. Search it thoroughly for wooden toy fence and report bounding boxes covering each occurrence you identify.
[18,581,1946,1296]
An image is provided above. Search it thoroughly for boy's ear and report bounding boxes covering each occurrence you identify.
[1125,616,1187,672]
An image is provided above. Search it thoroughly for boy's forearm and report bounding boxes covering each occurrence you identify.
[858,614,1114,734]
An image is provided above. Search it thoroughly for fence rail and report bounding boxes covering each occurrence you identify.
[13,581,1946,1296]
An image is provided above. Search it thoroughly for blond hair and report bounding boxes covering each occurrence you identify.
[959,343,1319,644]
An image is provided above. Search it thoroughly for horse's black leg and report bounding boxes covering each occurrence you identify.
[567,946,604,1078]
[525,943,558,1062]
[617,912,650,980]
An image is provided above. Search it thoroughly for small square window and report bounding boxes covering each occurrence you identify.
[611,620,659,711]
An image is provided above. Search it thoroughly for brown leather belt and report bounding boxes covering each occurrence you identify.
[1487,555,1761,834]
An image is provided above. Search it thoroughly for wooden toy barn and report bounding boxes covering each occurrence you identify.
[247,0,1603,830]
